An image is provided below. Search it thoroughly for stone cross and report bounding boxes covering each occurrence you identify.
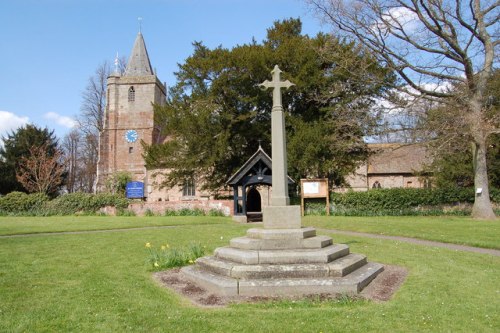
[259,65,295,207]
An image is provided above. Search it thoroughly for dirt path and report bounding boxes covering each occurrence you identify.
[318,228,500,257]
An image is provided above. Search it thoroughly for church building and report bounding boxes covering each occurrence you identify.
[96,32,431,216]
[96,32,234,215]
[96,32,166,192]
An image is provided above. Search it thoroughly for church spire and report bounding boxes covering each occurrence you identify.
[124,32,154,76]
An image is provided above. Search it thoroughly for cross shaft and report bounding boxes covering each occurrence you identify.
[259,65,294,207]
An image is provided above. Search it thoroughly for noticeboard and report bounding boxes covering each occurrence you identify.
[300,178,329,216]
[126,181,144,199]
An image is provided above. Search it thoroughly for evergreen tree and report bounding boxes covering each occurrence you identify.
[0,124,59,194]
[144,19,394,192]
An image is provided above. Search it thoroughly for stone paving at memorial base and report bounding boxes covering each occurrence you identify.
[181,226,383,297]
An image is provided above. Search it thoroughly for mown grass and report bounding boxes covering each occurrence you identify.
[303,215,500,250]
[0,218,499,332]
[0,216,231,236]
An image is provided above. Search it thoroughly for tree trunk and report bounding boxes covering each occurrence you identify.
[470,96,497,219]
[471,140,496,219]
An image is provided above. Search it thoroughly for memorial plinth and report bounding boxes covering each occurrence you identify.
[181,65,383,297]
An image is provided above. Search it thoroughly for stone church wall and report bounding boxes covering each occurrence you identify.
[129,200,233,216]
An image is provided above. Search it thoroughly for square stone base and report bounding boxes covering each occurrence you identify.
[232,215,248,223]
[263,205,301,229]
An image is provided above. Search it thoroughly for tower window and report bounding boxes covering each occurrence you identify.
[183,178,196,197]
[129,147,133,154]
[128,86,135,102]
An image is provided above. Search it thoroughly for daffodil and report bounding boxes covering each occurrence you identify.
[154,262,159,267]
[188,260,194,264]
[145,242,151,248]
[161,245,166,250]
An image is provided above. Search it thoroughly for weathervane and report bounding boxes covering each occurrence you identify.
[114,52,120,74]
[138,17,143,33]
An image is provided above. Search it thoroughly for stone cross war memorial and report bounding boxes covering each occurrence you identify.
[182,66,384,297]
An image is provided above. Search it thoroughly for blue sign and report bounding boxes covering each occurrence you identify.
[126,181,144,198]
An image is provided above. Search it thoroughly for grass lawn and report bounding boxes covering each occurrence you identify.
[303,215,500,250]
[0,216,499,332]
[0,216,231,236]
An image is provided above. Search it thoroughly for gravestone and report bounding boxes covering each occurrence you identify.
[181,66,383,297]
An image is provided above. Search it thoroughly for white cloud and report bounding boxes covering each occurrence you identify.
[43,112,77,129]
[383,7,419,29]
[372,7,419,34]
[0,110,29,140]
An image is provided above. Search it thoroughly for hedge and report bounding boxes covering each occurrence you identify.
[329,187,499,216]
[0,192,129,216]
[0,192,49,214]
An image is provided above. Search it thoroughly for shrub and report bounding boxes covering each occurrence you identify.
[144,209,156,216]
[207,208,225,216]
[0,192,49,214]
[116,208,136,216]
[303,199,328,216]
[0,192,129,216]
[163,208,207,216]
[163,209,177,216]
[105,171,132,195]
[42,192,130,215]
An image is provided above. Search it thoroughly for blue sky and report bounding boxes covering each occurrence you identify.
[0,0,325,142]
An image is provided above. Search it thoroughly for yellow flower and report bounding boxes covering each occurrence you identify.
[188,260,194,264]
[154,262,159,267]
[161,245,166,250]
[145,242,151,248]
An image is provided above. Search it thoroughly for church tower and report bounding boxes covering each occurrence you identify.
[96,32,166,192]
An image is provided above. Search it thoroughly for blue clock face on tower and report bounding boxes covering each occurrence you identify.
[125,130,138,143]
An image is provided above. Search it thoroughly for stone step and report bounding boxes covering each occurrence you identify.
[238,277,359,296]
[183,261,384,297]
[328,253,367,277]
[197,252,366,279]
[237,262,384,296]
[196,256,331,279]
[344,262,384,292]
[214,244,349,265]
[230,235,332,250]
[181,265,238,296]
[303,235,333,249]
[246,227,316,240]
[196,256,235,277]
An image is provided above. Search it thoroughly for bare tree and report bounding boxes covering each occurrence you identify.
[16,144,66,195]
[79,57,126,135]
[72,57,127,193]
[307,0,499,219]
[62,129,81,193]
[79,61,109,136]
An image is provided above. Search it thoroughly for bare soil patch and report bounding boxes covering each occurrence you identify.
[360,264,408,301]
[153,264,408,308]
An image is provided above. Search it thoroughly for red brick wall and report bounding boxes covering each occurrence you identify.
[128,200,234,216]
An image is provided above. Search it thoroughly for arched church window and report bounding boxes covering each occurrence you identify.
[128,86,135,102]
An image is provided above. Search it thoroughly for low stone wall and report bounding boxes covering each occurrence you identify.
[128,200,233,216]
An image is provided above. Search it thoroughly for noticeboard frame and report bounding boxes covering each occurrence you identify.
[300,178,329,216]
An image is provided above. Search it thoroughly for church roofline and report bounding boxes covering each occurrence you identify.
[227,146,294,186]
[227,146,271,186]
